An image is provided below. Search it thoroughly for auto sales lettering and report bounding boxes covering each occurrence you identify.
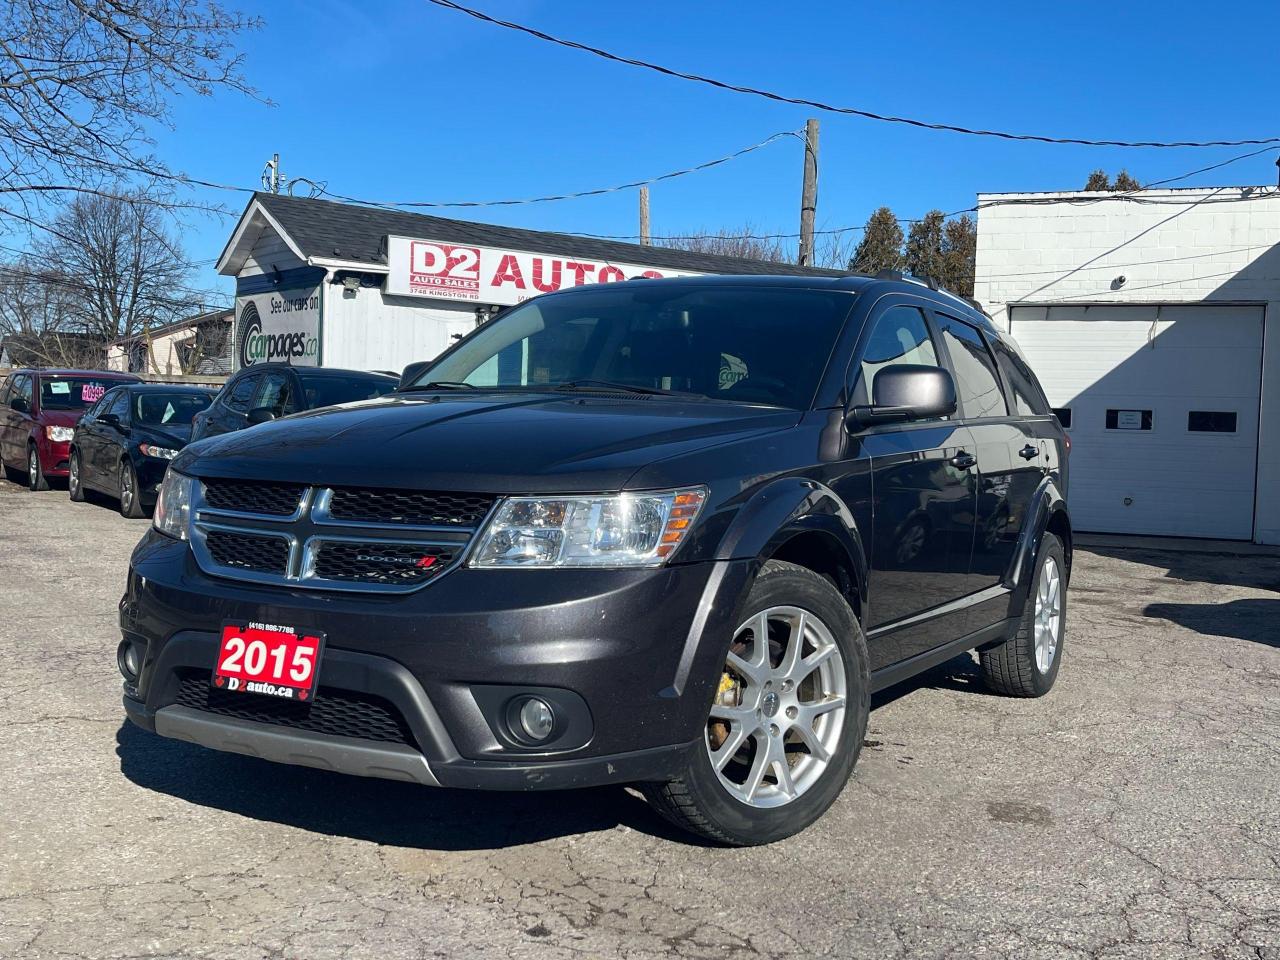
[386,235,698,306]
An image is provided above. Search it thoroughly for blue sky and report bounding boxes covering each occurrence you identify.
[159,0,1280,296]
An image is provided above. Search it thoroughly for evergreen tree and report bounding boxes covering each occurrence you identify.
[1112,170,1142,192]
[904,210,946,282]
[849,207,904,274]
[940,215,977,297]
[1084,170,1111,191]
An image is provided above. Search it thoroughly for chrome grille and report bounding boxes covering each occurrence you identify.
[190,479,482,593]
[327,488,494,527]
[202,479,304,517]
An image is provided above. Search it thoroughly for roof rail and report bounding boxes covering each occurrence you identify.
[873,269,939,291]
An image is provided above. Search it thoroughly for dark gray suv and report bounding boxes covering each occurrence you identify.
[120,273,1070,845]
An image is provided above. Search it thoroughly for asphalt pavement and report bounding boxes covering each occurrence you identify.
[1,480,1277,959]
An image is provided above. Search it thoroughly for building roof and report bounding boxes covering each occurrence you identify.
[109,308,233,348]
[218,192,844,278]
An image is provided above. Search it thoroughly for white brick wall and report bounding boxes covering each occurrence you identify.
[974,186,1280,544]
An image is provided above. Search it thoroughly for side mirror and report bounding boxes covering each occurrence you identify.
[98,412,121,428]
[399,360,431,389]
[246,406,277,425]
[847,365,957,428]
[10,395,29,414]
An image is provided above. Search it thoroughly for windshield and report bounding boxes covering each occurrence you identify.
[413,286,854,409]
[39,377,117,411]
[133,392,212,426]
[297,373,397,409]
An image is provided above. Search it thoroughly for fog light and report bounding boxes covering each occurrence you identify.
[517,697,555,742]
[117,640,140,681]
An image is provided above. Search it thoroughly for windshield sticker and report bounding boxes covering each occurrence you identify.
[81,383,106,403]
[49,381,70,394]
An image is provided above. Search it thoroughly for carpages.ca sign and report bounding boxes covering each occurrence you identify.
[235,285,321,368]
[385,235,697,306]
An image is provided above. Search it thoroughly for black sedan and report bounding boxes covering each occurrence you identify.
[69,384,216,517]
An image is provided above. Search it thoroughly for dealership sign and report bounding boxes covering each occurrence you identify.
[235,285,321,368]
[385,235,697,306]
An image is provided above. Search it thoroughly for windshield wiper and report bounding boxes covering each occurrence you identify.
[551,379,699,397]
[398,380,476,392]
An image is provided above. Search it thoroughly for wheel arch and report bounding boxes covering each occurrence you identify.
[713,476,868,623]
[1009,477,1072,604]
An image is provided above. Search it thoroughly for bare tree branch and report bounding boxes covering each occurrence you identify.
[0,0,262,234]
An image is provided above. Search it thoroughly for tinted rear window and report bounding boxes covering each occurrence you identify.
[39,377,117,410]
[134,392,213,426]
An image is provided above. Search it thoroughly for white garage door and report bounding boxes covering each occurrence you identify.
[1010,304,1263,540]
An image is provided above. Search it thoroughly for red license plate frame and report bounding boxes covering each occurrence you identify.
[212,621,325,701]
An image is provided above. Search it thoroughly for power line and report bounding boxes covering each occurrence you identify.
[318,130,800,209]
[424,0,1280,150]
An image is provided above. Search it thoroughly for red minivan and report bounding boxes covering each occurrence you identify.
[0,369,141,490]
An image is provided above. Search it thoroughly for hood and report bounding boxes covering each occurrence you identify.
[38,409,83,429]
[136,421,194,448]
[175,392,800,493]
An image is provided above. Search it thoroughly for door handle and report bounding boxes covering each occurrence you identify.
[1018,444,1039,460]
[949,451,977,470]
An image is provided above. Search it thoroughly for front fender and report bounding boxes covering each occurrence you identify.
[661,478,868,709]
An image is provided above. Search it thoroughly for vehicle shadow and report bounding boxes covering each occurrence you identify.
[1143,598,1279,648]
[115,722,696,850]
[1081,544,1280,593]
[871,652,994,710]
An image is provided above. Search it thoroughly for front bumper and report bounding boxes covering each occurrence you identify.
[38,437,70,477]
[121,530,752,790]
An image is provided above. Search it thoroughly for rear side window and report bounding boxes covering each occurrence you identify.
[13,374,33,406]
[936,314,1007,420]
[105,390,131,421]
[991,341,1051,417]
[224,373,260,412]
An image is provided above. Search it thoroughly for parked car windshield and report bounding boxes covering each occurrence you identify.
[133,392,213,426]
[413,286,855,409]
[39,377,117,410]
[296,372,397,409]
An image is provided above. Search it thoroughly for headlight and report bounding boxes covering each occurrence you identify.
[152,470,195,540]
[45,426,74,443]
[139,443,179,460]
[471,488,707,568]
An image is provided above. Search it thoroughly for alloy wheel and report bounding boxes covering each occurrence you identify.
[706,606,847,809]
[1034,557,1062,672]
[120,467,134,513]
[29,450,38,486]
[69,455,80,496]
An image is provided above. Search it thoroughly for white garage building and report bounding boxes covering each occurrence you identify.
[974,185,1280,545]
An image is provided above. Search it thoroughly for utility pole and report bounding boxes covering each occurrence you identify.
[797,119,819,267]
[262,153,282,194]
[639,186,651,246]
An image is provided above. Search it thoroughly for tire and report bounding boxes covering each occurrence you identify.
[27,445,49,491]
[641,560,870,846]
[68,449,86,502]
[980,532,1066,697]
[118,459,147,518]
